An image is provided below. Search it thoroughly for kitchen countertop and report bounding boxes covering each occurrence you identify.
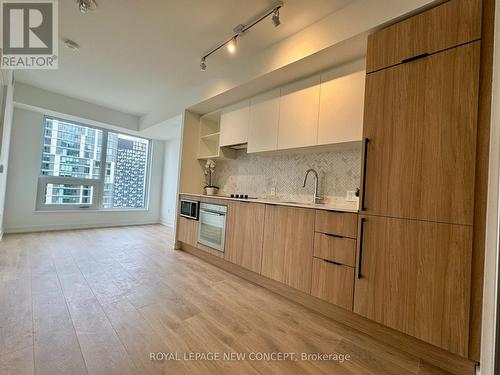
[180,193,359,213]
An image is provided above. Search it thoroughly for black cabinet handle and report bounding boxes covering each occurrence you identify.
[323,259,343,266]
[401,52,429,64]
[357,218,366,279]
[324,233,344,239]
[361,138,369,211]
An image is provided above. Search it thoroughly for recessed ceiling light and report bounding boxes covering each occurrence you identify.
[64,39,80,51]
[76,0,97,14]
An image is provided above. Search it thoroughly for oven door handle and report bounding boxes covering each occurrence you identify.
[201,209,226,216]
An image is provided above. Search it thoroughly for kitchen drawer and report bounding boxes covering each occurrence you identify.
[313,233,356,267]
[366,0,481,73]
[315,210,357,238]
[311,258,354,310]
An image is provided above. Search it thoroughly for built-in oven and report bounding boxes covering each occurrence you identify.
[180,199,199,220]
[198,203,227,252]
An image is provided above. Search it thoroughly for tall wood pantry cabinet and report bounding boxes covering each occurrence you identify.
[355,0,482,359]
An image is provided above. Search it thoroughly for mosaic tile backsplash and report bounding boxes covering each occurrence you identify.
[212,147,361,202]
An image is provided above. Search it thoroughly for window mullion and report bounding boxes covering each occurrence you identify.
[98,130,108,209]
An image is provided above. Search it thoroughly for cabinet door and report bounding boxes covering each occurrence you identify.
[261,205,315,293]
[361,42,480,225]
[278,75,320,150]
[224,202,265,273]
[366,0,481,72]
[247,89,280,153]
[219,100,250,147]
[318,69,365,145]
[353,215,472,357]
[177,217,198,247]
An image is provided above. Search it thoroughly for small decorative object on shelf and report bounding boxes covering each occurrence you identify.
[204,159,219,195]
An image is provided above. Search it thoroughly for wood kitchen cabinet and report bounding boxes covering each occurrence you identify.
[317,68,365,145]
[313,233,356,267]
[353,215,472,357]
[219,100,250,147]
[247,89,280,153]
[277,75,320,150]
[224,201,265,273]
[177,217,198,247]
[366,0,481,73]
[261,205,315,293]
[311,258,355,310]
[361,41,480,225]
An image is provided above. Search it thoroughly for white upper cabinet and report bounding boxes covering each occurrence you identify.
[247,89,280,154]
[318,68,365,145]
[219,100,250,147]
[277,75,321,150]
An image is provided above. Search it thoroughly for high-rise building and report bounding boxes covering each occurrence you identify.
[41,118,149,208]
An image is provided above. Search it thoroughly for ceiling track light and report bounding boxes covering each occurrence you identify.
[76,0,98,14]
[200,1,284,71]
[227,37,237,54]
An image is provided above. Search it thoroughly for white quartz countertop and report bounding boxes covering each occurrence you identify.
[180,193,359,213]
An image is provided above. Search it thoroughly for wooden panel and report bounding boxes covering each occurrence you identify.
[311,258,354,310]
[262,205,315,293]
[247,89,280,153]
[315,210,357,238]
[182,243,476,375]
[468,0,495,362]
[219,100,250,147]
[366,0,482,72]
[313,233,356,267]
[278,75,320,150]
[318,69,365,145]
[361,42,480,225]
[177,217,198,247]
[224,201,265,273]
[353,215,472,357]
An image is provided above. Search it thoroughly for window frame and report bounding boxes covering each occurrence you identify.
[36,115,152,212]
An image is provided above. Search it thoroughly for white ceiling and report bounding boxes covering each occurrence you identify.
[15,0,352,117]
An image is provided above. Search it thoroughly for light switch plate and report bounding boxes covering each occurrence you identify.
[346,190,358,202]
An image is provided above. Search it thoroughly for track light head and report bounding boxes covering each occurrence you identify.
[272,9,280,27]
[200,58,207,71]
[227,37,237,54]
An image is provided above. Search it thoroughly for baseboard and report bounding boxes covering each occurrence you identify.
[4,220,161,234]
[160,218,174,227]
[180,243,477,375]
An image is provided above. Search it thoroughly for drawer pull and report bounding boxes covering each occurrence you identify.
[401,52,429,64]
[323,259,343,266]
[324,233,344,239]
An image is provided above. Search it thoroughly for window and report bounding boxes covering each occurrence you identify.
[37,117,151,210]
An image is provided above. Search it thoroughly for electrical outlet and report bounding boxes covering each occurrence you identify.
[346,190,358,202]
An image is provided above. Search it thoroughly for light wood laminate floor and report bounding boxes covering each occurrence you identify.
[0,225,451,375]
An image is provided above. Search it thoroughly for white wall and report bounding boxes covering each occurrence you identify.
[3,107,164,233]
[0,72,14,236]
[14,82,140,131]
[160,137,181,227]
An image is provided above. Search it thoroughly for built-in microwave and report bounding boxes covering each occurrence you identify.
[179,199,199,220]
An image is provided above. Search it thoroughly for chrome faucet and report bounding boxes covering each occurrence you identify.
[303,169,323,204]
